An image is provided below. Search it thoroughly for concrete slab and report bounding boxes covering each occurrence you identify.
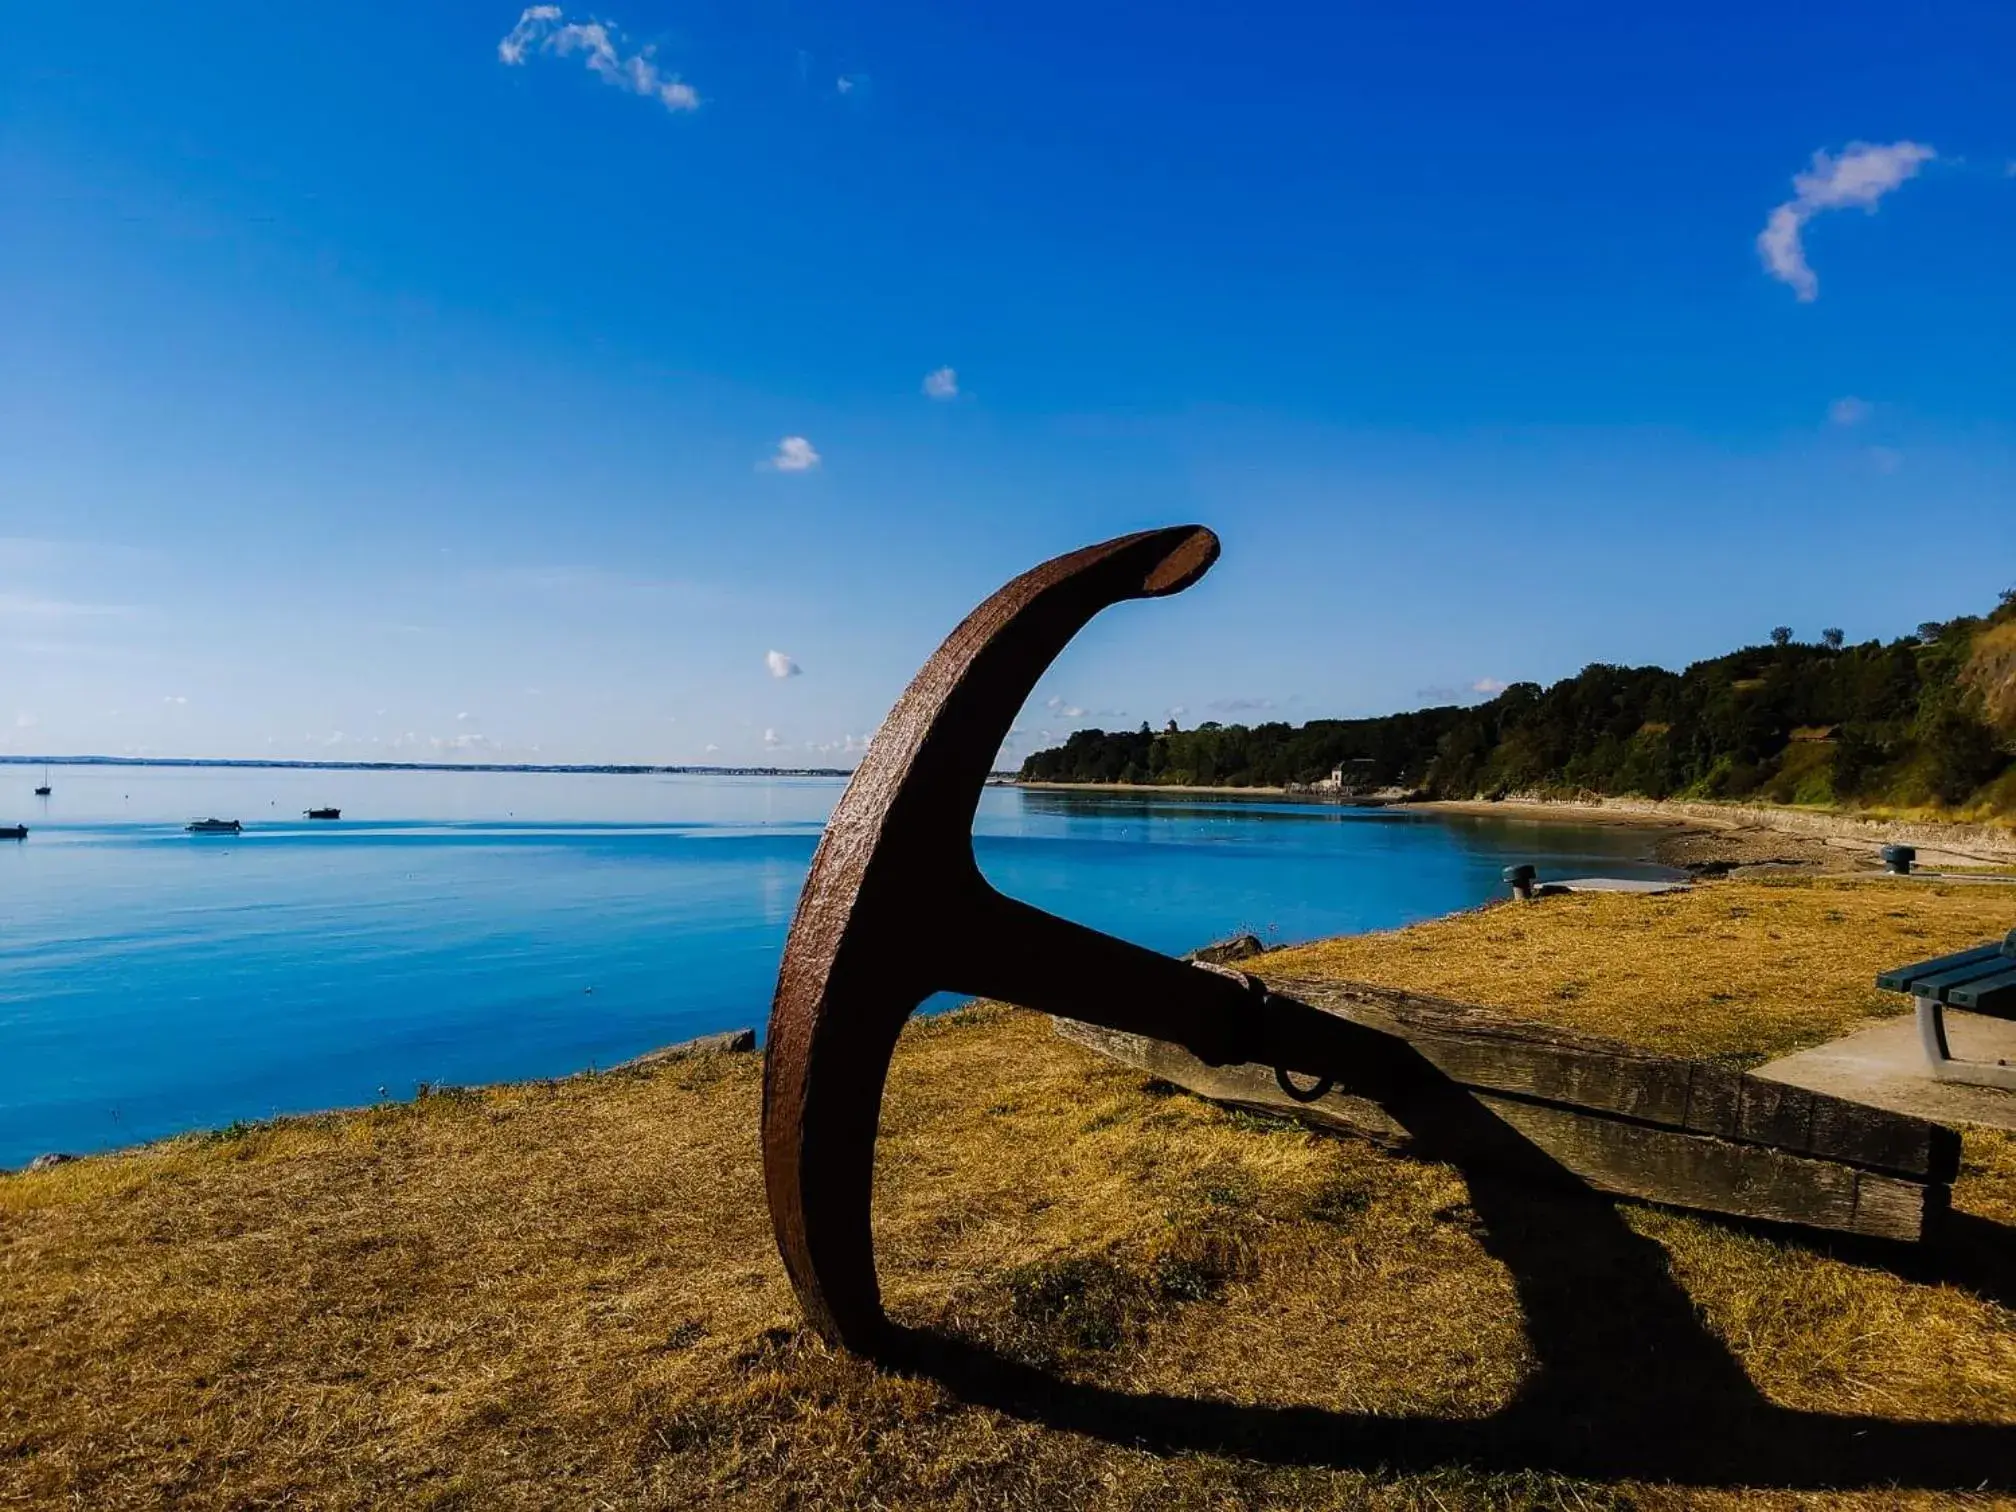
[1540,878,1691,896]
[1756,1011,2016,1131]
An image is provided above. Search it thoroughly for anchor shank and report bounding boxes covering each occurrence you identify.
[950,887,1266,1068]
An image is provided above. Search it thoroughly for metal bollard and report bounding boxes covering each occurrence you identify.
[1503,863,1538,901]
[1880,844,1916,876]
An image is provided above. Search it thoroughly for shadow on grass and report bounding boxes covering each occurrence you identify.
[886,1008,2016,1492]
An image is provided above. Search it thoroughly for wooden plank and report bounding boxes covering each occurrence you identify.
[1264,976,1960,1183]
[1480,1097,1931,1242]
[1055,1017,1938,1243]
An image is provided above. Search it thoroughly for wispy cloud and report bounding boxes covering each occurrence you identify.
[1207,696,1275,715]
[1757,141,1935,301]
[922,366,959,400]
[805,732,872,757]
[497,7,699,113]
[1828,396,1873,427]
[1471,677,1509,695]
[1044,695,1087,719]
[762,727,783,749]
[765,649,802,679]
[767,436,821,472]
[0,593,135,619]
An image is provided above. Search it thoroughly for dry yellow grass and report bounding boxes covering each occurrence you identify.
[1268,875,2016,1064]
[3,880,2014,1509]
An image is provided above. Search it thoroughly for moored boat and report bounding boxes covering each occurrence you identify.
[186,818,243,835]
[305,807,341,820]
[1,824,25,840]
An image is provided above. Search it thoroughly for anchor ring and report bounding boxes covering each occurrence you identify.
[1273,1066,1334,1103]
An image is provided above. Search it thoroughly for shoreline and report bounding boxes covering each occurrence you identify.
[1011,781,2016,865]
[1415,794,2016,866]
[15,789,2005,1172]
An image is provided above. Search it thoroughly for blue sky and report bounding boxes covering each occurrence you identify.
[3,2,2012,766]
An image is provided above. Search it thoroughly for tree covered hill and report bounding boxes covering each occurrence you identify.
[1018,591,2016,816]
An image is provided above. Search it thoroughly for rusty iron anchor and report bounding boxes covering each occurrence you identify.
[761,524,1290,1354]
[761,525,1960,1358]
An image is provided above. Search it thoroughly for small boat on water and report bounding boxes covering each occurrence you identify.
[305,807,341,820]
[1,825,25,841]
[33,766,51,797]
[186,818,243,835]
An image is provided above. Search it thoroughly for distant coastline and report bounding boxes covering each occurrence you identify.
[0,755,856,779]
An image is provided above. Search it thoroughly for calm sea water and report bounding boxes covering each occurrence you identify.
[0,765,1676,1166]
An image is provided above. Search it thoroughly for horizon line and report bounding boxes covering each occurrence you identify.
[0,755,862,778]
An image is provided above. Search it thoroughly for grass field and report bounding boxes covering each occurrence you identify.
[4,878,2015,1509]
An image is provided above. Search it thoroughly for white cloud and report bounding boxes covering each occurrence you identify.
[768,436,821,472]
[762,727,783,749]
[497,4,559,63]
[1828,396,1873,427]
[1207,696,1275,714]
[704,742,720,753]
[922,366,959,400]
[765,649,802,679]
[15,712,37,729]
[497,7,699,113]
[1044,695,1087,718]
[457,710,475,722]
[1757,141,1935,301]
[163,694,187,705]
[1471,678,1509,695]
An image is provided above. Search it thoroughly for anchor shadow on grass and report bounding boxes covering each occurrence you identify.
[886,1009,2016,1492]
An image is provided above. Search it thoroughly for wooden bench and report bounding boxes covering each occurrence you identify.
[1877,930,2016,1092]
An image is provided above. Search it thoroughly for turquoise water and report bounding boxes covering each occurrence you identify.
[0,765,1675,1166]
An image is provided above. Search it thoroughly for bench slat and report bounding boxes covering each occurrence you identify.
[1947,965,2016,1017]
[1876,943,2002,994]
[1914,954,2016,1001]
